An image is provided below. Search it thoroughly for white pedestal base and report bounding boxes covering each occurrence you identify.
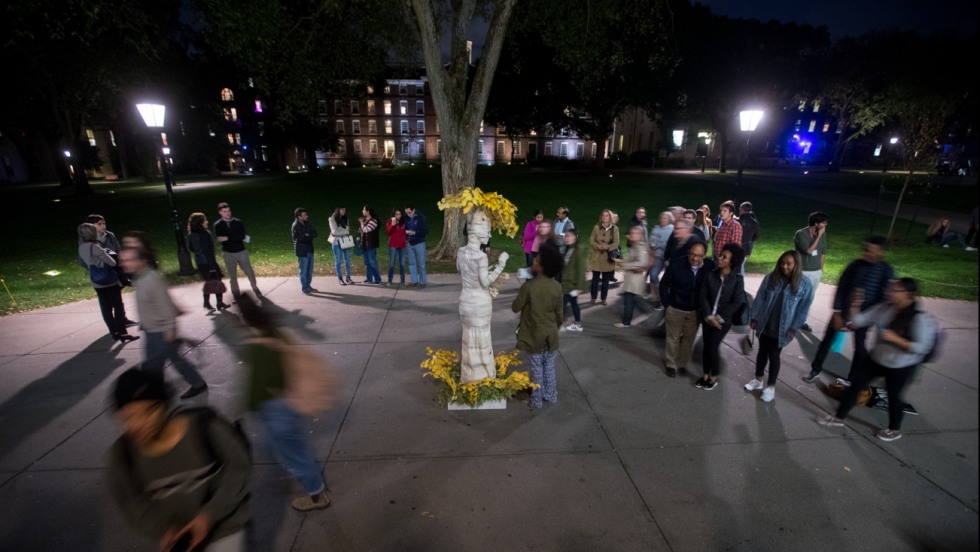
[447,398,507,410]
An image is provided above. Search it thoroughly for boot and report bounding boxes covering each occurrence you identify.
[215,294,230,310]
[204,294,214,312]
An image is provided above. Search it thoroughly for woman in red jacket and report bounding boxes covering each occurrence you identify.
[386,208,408,286]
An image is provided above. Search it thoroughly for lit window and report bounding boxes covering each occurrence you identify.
[544,142,553,156]
[399,83,407,95]
[576,143,584,157]
[400,120,409,134]
[334,100,343,115]
[383,85,391,94]
[385,120,393,134]
[383,101,392,115]
[513,141,521,156]
[400,100,407,115]
[367,100,376,115]
[337,121,345,134]
[591,143,597,157]
[812,101,820,113]
[672,130,684,148]
[261,145,268,161]
[109,130,117,146]
[227,133,235,145]
[417,120,425,134]
[560,142,569,157]
[480,121,484,133]
[161,133,167,146]
[808,120,817,132]
[221,88,234,101]
[416,100,424,115]
[368,120,377,134]
[254,100,263,113]
[496,125,505,136]
[230,108,238,122]
[351,101,359,115]
[822,123,831,133]
[496,141,504,156]
[235,133,241,145]
[352,121,360,134]
[529,129,537,137]
[86,129,97,147]
[369,140,379,154]
[798,100,806,112]
[478,140,484,154]
[353,139,362,154]
[367,85,374,94]
[401,141,409,154]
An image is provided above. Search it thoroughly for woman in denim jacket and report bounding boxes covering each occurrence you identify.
[744,250,814,402]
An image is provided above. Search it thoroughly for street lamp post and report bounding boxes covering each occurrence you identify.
[136,103,196,276]
[733,109,763,205]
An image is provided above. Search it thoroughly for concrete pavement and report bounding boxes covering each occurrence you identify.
[0,273,977,551]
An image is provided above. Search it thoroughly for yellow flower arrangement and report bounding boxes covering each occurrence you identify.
[437,187,519,238]
[421,348,538,406]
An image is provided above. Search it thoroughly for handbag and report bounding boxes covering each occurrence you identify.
[203,279,227,294]
[740,332,755,355]
[88,244,117,286]
[337,235,355,250]
[830,330,848,353]
[606,230,621,263]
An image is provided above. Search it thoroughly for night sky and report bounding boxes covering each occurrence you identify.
[696,0,978,39]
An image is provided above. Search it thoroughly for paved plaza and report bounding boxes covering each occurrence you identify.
[0,272,977,551]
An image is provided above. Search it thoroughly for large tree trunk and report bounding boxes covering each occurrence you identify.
[405,0,516,261]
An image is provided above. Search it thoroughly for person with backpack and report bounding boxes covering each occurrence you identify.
[78,222,138,343]
[817,278,936,441]
[107,368,251,551]
[238,294,332,511]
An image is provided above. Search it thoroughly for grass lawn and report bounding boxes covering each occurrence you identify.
[0,166,976,316]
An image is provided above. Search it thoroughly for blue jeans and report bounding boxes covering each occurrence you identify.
[563,293,581,323]
[407,241,427,284]
[298,252,314,291]
[332,241,351,281]
[142,331,205,387]
[258,399,325,495]
[363,248,381,283]
[388,247,405,283]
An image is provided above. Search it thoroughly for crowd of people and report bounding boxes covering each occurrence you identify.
[74,195,951,551]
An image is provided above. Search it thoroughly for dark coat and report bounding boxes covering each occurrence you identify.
[659,256,715,312]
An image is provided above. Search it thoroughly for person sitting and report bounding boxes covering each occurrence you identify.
[926,218,976,251]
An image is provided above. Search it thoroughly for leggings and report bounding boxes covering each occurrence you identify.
[755,333,782,386]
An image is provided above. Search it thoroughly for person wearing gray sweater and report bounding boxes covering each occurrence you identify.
[78,222,137,343]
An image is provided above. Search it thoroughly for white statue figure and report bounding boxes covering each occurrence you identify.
[457,208,509,383]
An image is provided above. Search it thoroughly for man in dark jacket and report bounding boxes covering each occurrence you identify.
[737,201,759,275]
[214,202,261,299]
[805,236,894,383]
[404,206,429,288]
[292,208,318,294]
[659,242,715,378]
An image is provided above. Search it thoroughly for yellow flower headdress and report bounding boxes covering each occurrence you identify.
[437,187,519,238]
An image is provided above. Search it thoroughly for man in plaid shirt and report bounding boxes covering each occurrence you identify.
[712,201,742,260]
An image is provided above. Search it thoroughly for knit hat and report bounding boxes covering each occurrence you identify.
[112,368,169,409]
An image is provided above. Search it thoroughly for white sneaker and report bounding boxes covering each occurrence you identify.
[744,378,764,391]
[965,246,977,252]
[761,387,776,402]
[566,323,583,332]
[943,244,950,248]
[835,378,851,387]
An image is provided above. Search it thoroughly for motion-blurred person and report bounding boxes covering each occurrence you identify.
[78,222,138,343]
[805,236,894,383]
[107,368,250,551]
[818,278,936,442]
[119,246,208,399]
[238,294,332,511]
[647,210,674,305]
[121,231,158,270]
[737,202,759,275]
[560,228,587,332]
[613,225,651,328]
